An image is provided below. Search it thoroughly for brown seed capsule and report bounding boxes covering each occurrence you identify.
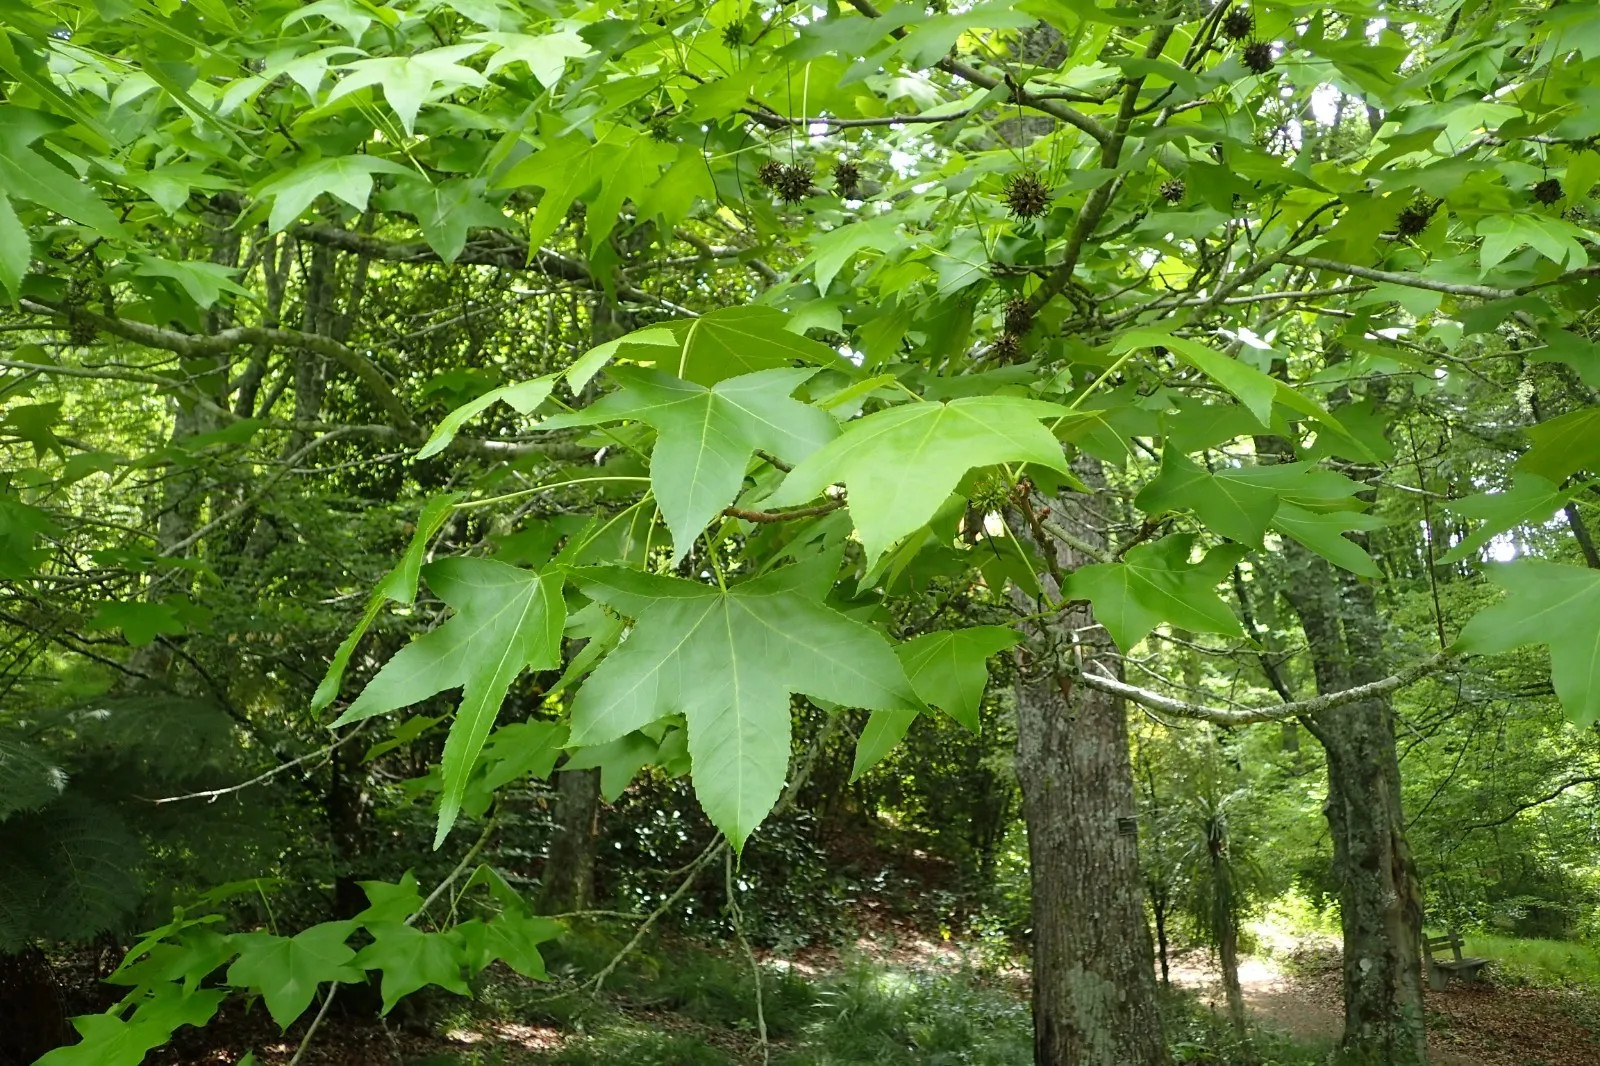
[834,160,861,198]
[1160,178,1186,203]
[776,163,815,204]
[1222,8,1255,41]
[1004,170,1051,219]
[991,332,1023,361]
[67,308,97,346]
[1004,298,1033,336]
[757,160,785,188]
[1242,41,1275,74]
[1395,198,1437,237]
[1532,178,1564,205]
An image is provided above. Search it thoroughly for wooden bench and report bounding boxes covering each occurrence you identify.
[1422,931,1488,990]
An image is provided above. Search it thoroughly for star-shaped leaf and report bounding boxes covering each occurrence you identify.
[768,396,1076,566]
[1518,406,1600,484]
[226,922,363,1029]
[328,45,489,135]
[352,872,423,925]
[334,559,566,845]
[895,625,1019,731]
[1439,474,1574,564]
[1063,535,1246,652]
[354,923,469,1013]
[1271,503,1384,577]
[1455,561,1600,726]
[256,155,410,234]
[456,912,563,980]
[474,29,595,87]
[1137,450,1280,547]
[417,375,555,459]
[542,366,837,562]
[568,555,922,849]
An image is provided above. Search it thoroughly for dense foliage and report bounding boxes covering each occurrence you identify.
[2,0,1599,1064]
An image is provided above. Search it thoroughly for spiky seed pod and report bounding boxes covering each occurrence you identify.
[67,308,97,346]
[1395,198,1437,237]
[1004,297,1033,336]
[649,118,673,143]
[1222,8,1255,41]
[1003,170,1051,219]
[991,332,1022,362]
[1532,178,1564,205]
[1242,41,1275,74]
[968,473,1014,516]
[720,21,744,48]
[833,160,861,198]
[776,163,814,204]
[1160,178,1186,203]
[757,160,785,188]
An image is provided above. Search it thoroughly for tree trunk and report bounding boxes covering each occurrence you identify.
[1284,547,1427,1065]
[1209,819,1247,1039]
[540,767,601,913]
[1011,474,1169,1066]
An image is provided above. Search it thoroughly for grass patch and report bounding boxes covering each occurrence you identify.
[1461,934,1600,991]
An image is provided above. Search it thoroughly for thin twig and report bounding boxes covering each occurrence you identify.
[147,723,371,805]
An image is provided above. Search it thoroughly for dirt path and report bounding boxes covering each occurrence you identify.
[1170,935,1600,1066]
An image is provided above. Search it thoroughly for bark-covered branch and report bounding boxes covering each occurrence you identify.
[1460,775,1600,832]
[19,299,417,430]
[840,0,1113,146]
[1076,650,1453,725]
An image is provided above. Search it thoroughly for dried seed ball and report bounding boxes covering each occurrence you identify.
[757,160,785,188]
[991,332,1022,361]
[1395,198,1436,237]
[776,163,815,204]
[1004,297,1033,336]
[1532,178,1564,205]
[720,21,744,48]
[834,160,861,198]
[67,309,97,346]
[1004,170,1051,219]
[1160,178,1186,203]
[1222,8,1255,41]
[1242,41,1275,74]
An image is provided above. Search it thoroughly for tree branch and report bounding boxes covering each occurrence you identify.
[19,299,417,430]
[1076,650,1453,725]
[839,0,1112,146]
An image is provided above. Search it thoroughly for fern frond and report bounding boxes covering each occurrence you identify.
[0,738,66,821]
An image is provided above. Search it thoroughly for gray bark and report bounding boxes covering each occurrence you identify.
[1011,473,1169,1066]
[540,768,601,913]
[1283,546,1427,1065]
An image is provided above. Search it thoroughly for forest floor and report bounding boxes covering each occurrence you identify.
[1171,927,1600,1066]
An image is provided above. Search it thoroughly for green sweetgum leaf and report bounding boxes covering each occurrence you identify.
[313,493,461,712]
[226,922,363,1029]
[562,732,660,802]
[852,624,1019,779]
[541,366,837,563]
[768,396,1076,566]
[568,555,922,850]
[417,375,555,459]
[895,625,1019,732]
[353,872,424,925]
[334,559,566,846]
[354,923,469,1013]
[1455,561,1600,726]
[1063,535,1247,652]
[456,912,563,980]
[1137,451,1280,547]
[1271,503,1384,577]
[1518,407,1600,484]
[1439,474,1574,564]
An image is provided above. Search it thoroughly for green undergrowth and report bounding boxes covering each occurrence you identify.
[419,926,1331,1066]
[1461,933,1600,991]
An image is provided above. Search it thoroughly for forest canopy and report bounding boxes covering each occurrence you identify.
[2,1,1599,1065]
